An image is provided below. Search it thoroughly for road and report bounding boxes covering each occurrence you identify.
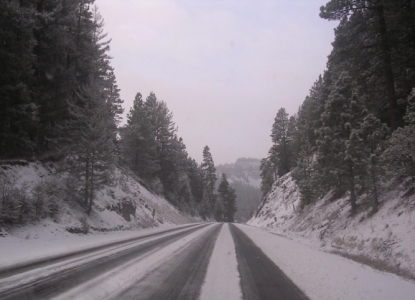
[0,223,309,300]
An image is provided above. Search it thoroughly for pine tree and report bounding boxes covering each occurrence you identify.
[218,174,237,222]
[317,72,368,213]
[0,0,37,157]
[270,108,294,176]
[382,89,415,186]
[201,146,217,218]
[64,78,116,215]
[259,157,275,197]
[121,93,159,180]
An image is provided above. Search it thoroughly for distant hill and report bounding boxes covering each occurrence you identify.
[216,158,262,222]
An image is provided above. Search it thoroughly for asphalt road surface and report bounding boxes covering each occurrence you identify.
[0,223,310,300]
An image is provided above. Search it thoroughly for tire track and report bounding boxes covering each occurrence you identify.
[229,224,309,300]
[117,223,223,300]
[0,223,200,280]
[0,224,208,300]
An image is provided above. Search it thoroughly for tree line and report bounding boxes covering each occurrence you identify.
[0,0,236,223]
[260,0,415,214]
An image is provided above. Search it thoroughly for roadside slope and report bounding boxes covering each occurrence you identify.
[248,172,415,279]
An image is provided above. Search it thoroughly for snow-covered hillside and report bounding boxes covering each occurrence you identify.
[248,172,415,280]
[0,160,194,240]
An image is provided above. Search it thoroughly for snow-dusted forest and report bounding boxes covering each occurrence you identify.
[255,0,415,280]
[1,0,415,299]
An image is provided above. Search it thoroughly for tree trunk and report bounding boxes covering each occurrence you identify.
[349,163,357,213]
[371,168,379,208]
[84,154,89,205]
[376,0,398,130]
[87,152,94,215]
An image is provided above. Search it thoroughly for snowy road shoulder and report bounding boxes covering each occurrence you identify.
[199,223,242,300]
[236,224,415,300]
[0,223,198,268]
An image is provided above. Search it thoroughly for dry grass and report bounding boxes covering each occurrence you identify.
[330,250,415,281]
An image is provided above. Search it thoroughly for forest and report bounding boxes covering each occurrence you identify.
[260,0,415,213]
[0,0,236,223]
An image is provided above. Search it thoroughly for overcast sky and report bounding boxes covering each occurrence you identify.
[96,0,338,165]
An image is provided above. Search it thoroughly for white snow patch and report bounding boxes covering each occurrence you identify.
[0,160,196,265]
[0,223,197,268]
[54,224,216,300]
[199,223,242,300]
[237,224,415,300]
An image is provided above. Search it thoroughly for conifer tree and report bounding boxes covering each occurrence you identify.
[259,157,275,197]
[121,93,159,180]
[317,72,368,213]
[0,0,37,157]
[218,174,237,222]
[201,146,217,218]
[65,78,116,215]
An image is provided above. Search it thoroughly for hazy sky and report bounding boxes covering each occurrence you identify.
[96,0,338,164]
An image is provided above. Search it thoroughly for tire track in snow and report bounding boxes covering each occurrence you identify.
[199,223,243,300]
[0,224,208,300]
[116,223,223,300]
[0,223,201,280]
[229,223,309,300]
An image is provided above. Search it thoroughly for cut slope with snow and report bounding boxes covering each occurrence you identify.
[0,160,194,242]
[248,172,415,280]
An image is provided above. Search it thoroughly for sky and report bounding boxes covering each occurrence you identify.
[95,0,338,165]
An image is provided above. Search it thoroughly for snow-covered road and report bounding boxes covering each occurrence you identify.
[1,223,415,300]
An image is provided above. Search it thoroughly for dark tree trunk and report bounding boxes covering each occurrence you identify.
[84,155,89,205]
[87,152,94,215]
[376,0,398,130]
[371,168,379,208]
[349,163,357,213]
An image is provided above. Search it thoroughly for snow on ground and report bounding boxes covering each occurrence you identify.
[0,223,196,268]
[0,160,196,265]
[54,224,216,300]
[248,172,415,279]
[0,161,195,239]
[199,224,242,300]
[237,223,415,300]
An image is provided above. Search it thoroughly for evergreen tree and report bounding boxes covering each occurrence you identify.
[218,174,237,222]
[201,146,217,218]
[270,108,294,176]
[317,72,368,213]
[121,93,159,180]
[64,78,116,215]
[382,89,415,186]
[0,0,37,157]
[188,158,204,203]
[259,157,275,197]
